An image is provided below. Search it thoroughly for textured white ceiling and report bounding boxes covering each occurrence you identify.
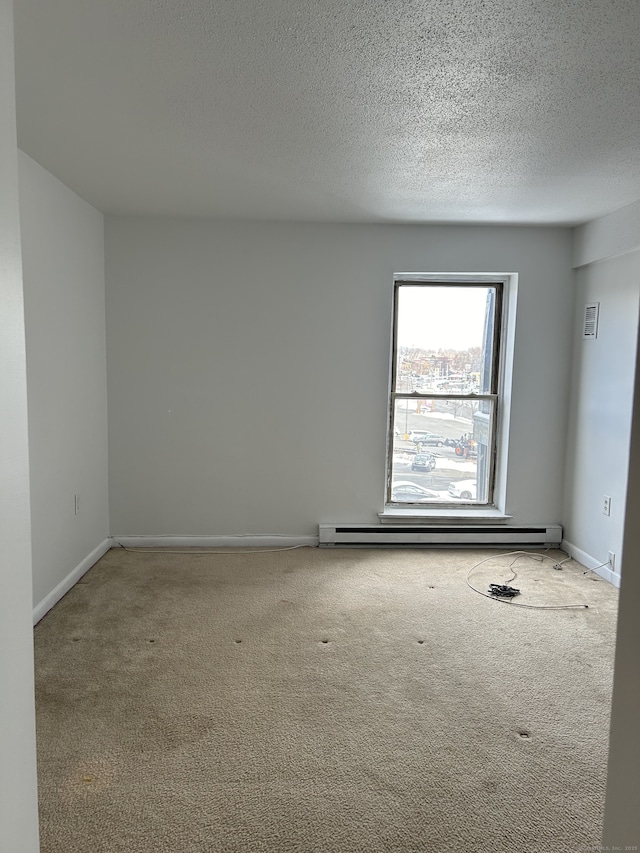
[13,0,640,224]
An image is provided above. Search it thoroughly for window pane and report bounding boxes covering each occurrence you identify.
[395,285,498,395]
[390,397,494,504]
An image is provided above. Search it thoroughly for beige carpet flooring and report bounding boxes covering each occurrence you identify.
[34,546,618,853]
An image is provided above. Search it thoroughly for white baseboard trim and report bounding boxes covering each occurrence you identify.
[561,539,621,588]
[110,534,319,549]
[33,538,113,625]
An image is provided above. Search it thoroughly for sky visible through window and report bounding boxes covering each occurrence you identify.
[397,286,489,351]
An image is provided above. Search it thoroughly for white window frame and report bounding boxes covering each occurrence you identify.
[383,272,517,519]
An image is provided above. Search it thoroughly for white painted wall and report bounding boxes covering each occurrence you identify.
[0,2,40,850]
[19,152,110,614]
[602,315,640,845]
[563,249,640,580]
[570,206,640,845]
[574,198,640,269]
[105,218,573,535]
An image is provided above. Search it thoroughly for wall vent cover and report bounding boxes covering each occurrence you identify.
[583,302,600,339]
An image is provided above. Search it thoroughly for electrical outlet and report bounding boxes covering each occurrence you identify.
[603,495,611,516]
[608,551,616,570]
[74,494,80,515]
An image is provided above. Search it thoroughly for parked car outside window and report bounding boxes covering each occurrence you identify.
[411,453,437,472]
[448,479,477,500]
[391,481,440,502]
[409,430,445,447]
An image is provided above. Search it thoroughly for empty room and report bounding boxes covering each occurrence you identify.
[2,1,640,851]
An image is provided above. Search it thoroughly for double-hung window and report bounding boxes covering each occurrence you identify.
[386,275,506,507]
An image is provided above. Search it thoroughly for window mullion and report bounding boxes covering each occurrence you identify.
[391,393,497,403]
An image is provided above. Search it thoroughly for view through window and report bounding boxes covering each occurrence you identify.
[387,279,503,506]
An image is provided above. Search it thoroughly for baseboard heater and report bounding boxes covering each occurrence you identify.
[318,523,562,548]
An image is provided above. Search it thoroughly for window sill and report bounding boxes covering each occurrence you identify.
[378,507,512,524]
